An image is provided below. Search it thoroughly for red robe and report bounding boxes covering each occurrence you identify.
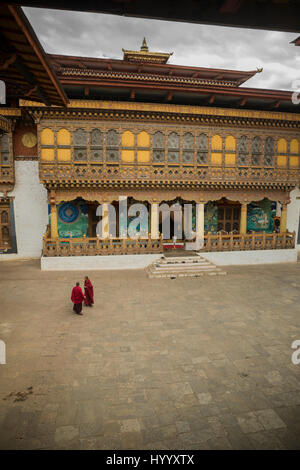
[71,285,85,304]
[84,279,94,306]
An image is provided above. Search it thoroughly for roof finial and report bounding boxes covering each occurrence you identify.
[141,37,149,52]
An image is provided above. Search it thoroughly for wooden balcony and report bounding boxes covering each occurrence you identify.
[200,231,295,252]
[42,235,164,257]
[42,231,295,257]
[40,162,299,189]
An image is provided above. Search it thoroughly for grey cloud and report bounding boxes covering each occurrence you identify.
[24,6,299,91]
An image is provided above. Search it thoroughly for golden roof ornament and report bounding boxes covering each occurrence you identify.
[122,39,173,64]
[141,37,149,52]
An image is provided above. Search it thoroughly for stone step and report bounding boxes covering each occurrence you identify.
[148,271,227,279]
[146,254,226,278]
[150,264,219,272]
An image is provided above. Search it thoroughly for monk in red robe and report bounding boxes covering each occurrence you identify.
[84,276,94,307]
[71,282,85,315]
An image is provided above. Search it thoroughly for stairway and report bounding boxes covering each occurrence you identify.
[146,254,226,279]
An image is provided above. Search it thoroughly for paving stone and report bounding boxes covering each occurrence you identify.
[1,260,300,449]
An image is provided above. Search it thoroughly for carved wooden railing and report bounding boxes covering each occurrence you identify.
[42,231,295,256]
[40,162,300,187]
[200,231,296,252]
[42,235,163,257]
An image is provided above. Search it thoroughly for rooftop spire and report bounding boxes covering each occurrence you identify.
[141,37,149,52]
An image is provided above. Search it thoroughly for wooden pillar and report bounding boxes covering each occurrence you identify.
[280,203,287,233]
[102,202,109,239]
[49,192,58,239]
[151,202,159,239]
[196,203,204,240]
[240,202,248,235]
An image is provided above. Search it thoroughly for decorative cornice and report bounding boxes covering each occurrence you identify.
[59,68,237,88]
[20,99,300,125]
[28,107,300,130]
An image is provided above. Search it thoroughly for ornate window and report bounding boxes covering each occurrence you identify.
[121,130,134,163]
[74,129,87,161]
[0,201,11,249]
[197,134,208,164]
[211,135,223,165]
[277,138,288,167]
[90,129,103,161]
[168,132,179,163]
[224,135,236,166]
[289,139,299,168]
[153,131,165,162]
[106,129,119,162]
[251,136,262,166]
[264,137,274,167]
[57,128,71,162]
[40,128,55,161]
[182,132,194,164]
[237,136,248,166]
[137,131,150,163]
[0,134,10,164]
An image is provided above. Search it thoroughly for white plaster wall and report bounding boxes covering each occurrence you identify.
[201,249,297,266]
[287,187,300,250]
[0,161,48,259]
[41,254,162,271]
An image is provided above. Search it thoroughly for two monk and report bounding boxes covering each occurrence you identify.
[71,277,94,315]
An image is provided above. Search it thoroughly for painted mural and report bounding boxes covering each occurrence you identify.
[247,200,275,233]
[53,200,88,238]
[204,202,218,233]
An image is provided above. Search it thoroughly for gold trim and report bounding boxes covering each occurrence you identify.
[20,99,300,123]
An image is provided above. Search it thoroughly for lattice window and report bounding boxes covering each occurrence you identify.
[153,131,165,162]
[264,137,274,167]
[277,138,288,167]
[105,129,119,162]
[0,202,11,249]
[211,135,223,166]
[90,129,103,161]
[168,132,179,163]
[40,128,55,161]
[251,136,262,166]
[0,134,10,164]
[74,129,87,161]
[182,132,194,164]
[289,138,299,168]
[237,136,248,166]
[224,135,236,166]
[197,133,208,164]
[57,128,71,162]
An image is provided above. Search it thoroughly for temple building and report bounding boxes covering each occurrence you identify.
[0,5,299,268]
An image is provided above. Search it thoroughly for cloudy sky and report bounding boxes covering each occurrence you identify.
[24,6,299,91]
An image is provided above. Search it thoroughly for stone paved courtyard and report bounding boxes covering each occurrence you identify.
[0,259,300,450]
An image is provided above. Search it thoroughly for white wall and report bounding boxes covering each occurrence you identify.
[287,186,300,250]
[0,161,48,259]
[41,253,162,271]
[201,249,297,266]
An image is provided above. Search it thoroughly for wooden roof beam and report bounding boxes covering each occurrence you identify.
[0,53,17,70]
[24,84,38,97]
[130,89,135,99]
[84,86,89,96]
[209,94,215,104]
[239,97,247,106]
